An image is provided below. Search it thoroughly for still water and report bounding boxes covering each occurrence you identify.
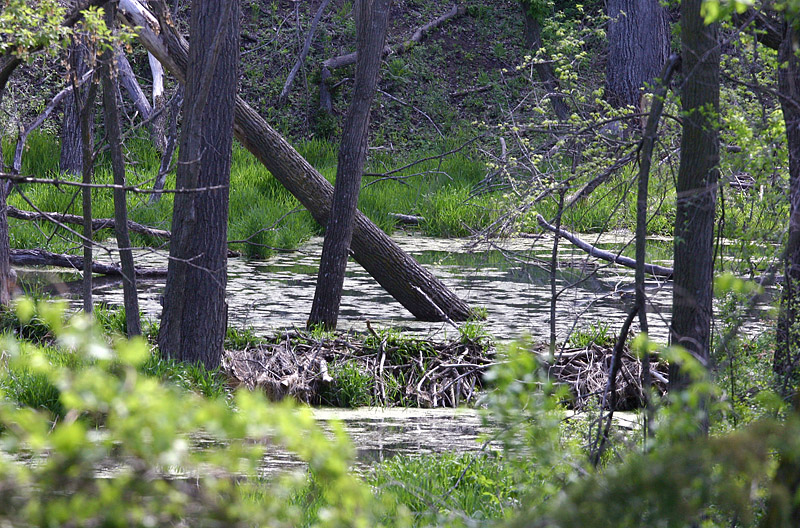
[20,233,772,470]
[43,233,719,343]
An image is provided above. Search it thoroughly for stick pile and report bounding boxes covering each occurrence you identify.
[544,343,669,411]
[222,331,495,407]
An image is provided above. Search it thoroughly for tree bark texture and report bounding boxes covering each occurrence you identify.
[521,4,570,121]
[0,56,18,305]
[606,0,669,110]
[118,0,473,322]
[308,0,391,330]
[80,59,97,314]
[668,0,720,393]
[776,23,800,397]
[102,4,141,337]
[61,39,89,176]
[158,0,238,369]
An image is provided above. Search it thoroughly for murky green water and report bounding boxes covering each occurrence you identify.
[44,232,722,343]
[15,232,773,470]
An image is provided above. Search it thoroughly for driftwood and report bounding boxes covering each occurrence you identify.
[7,206,171,239]
[319,5,467,111]
[536,214,674,278]
[10,248,166,277]
[222,329,494,407]
[118,0,474,322]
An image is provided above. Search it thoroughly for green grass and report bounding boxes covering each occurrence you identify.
[368,452,521,527]
[7,132,501,257]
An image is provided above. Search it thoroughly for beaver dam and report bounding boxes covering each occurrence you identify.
[222,330,668,411]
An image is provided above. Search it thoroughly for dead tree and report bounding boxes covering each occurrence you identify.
[308,0,391,329]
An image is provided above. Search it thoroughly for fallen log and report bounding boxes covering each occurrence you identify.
[7,206,171,239]
[11,248,167,277]
[118,0,474,322]
[389,213,424,225]
[536,214,673,278]
[319,5,467,111]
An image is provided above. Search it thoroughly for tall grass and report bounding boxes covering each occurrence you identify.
[6,132,500,257]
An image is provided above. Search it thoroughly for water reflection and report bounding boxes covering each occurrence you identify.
[25,233,772,344]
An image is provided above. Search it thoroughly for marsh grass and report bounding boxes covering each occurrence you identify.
[7,132,501,257]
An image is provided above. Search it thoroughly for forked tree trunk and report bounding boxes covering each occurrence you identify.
[102,4,141,337]
[668,0,720,399]
[158,0,238,369]
[606,0,669,110]
[308,0,391,329]
[117,0,474,322]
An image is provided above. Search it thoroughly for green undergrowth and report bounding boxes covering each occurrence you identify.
[5,132,501,259]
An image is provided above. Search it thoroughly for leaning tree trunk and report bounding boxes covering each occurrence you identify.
[668,0,720,397]
[117,0,473,322]
[776,23,800,397]
[606,0,669,111]
[61,39,89,176]
[102,4,141,337]
[158,0,238,369]
[308,0,391,330]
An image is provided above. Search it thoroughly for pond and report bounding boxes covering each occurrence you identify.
[29,232,739,344]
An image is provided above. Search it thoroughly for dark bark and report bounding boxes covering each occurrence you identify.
[606,0,669,110]
[776,23,800,397]
[636,54,680,438]
[102,4,141,337]
[521,4,570,121]
[118,0,474,322]
[80,66,97,314]
[0,57,14,306]
[308,0,391,330]
[668,0,720,398]
[158,0,238,369]
[61,40,89,176]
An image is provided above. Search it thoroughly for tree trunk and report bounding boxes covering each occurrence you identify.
[606,0,669,111]
[308,0,391,330]
[80,66,98,314]
[61,39,89,176]
[158,0,238,369]
[0,56,20,305]
[776,23,800,397]
[668,0,720,397]
[102,4,141,337]
[521,3,570,121]
[118,0,474,322]
[116,49,153,118]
